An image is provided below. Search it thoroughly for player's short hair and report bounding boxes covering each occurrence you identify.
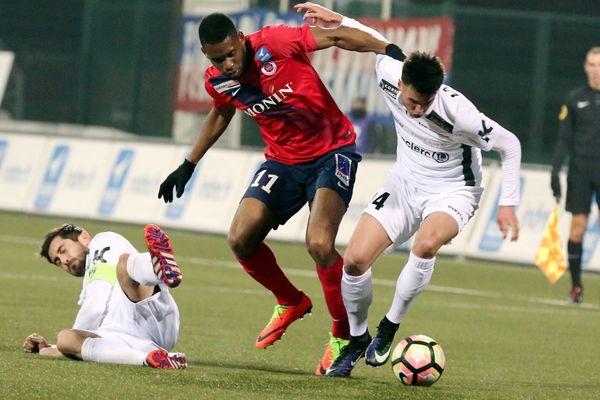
[198,13,237,46]
[587,47,600,57]
[401,52,445,97]
[40,224,84,264]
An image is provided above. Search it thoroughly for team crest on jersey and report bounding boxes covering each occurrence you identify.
[261,61,277,76]
[213,79,241,94]
[256,46,272,63]
[379,79,399,98]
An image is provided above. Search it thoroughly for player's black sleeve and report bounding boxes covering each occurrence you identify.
[550,100,575,200]
[551,103,574,173]
[385,44,406,61]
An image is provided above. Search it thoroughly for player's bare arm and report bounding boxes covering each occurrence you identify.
[490,128,521,242]
[158,104,236,203]
[296,2,405,61]
[297,2,387,53]
[23,333,63,357]
[188,105,236,163]
[309,25,388,53]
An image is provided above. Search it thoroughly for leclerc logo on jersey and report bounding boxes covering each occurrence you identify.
[401,137,449,163]
[243,82,293,117]
[256,46,272,63]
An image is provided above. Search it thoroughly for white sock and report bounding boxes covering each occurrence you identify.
[386,251,435,324]
[81,337,147,365]
[342,268,372,337]
[126,252,160,286]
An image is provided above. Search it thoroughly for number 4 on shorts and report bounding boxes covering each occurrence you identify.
[371,192,390,210]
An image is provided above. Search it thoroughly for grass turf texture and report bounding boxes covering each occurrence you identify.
[0,211,599,400]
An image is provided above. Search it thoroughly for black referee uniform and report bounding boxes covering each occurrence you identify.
[551,84,600,299]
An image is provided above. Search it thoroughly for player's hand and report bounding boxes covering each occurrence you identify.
[294,2,343,28]
[23,333,50,353]
[496,205,519,242]
[550,172,561,202]
[158,159,196,203]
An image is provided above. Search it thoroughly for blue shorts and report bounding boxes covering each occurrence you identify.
[243,145,362,227]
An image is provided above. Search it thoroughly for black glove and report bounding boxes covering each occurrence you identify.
[158,159,196,203]
[385,43,406,61]
[550,172,561,201]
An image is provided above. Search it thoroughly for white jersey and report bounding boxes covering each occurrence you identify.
[376,54,508,194]
[80,232,136,303]
[76,231,180,350]
[338,17,519,204]
[73,232,136,330]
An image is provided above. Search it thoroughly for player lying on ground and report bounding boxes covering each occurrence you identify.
[158,10,407,375]
[295,2,521,377]
[23,224,187,369]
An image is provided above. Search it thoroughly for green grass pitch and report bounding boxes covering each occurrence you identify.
[0,211,599,399]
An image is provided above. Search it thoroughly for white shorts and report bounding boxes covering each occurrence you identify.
[96,283,180,351]
[90,330,160,354]
[364,173,483,250]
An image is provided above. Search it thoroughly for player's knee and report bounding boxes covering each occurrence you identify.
[56,329,78,356]
[118,253,130,267]
[569,231,585,242]
[306,236,334,265]
[343,251,370,276]
[570,222,587,241]
[227,232,254,259]
[116,253,131,284]
[412,238,439,259]
[117,253,129,273]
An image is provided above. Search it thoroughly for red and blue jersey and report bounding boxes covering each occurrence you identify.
[204,24,356,165]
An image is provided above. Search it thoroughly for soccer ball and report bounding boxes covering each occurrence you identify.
[391,334,445,386]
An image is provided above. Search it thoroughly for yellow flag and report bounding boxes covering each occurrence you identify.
[535,205,568,284]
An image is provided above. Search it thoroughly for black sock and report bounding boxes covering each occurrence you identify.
[352,330,371,342]
[379,316,400,332]
[567,241,583,288]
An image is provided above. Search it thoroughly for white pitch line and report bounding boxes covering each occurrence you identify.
[2,235,599,311]
[177,255,600,311]
[194,285,590,316]
[1,269,587,316]
[0,235,40,246]
[0,272,59,282]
